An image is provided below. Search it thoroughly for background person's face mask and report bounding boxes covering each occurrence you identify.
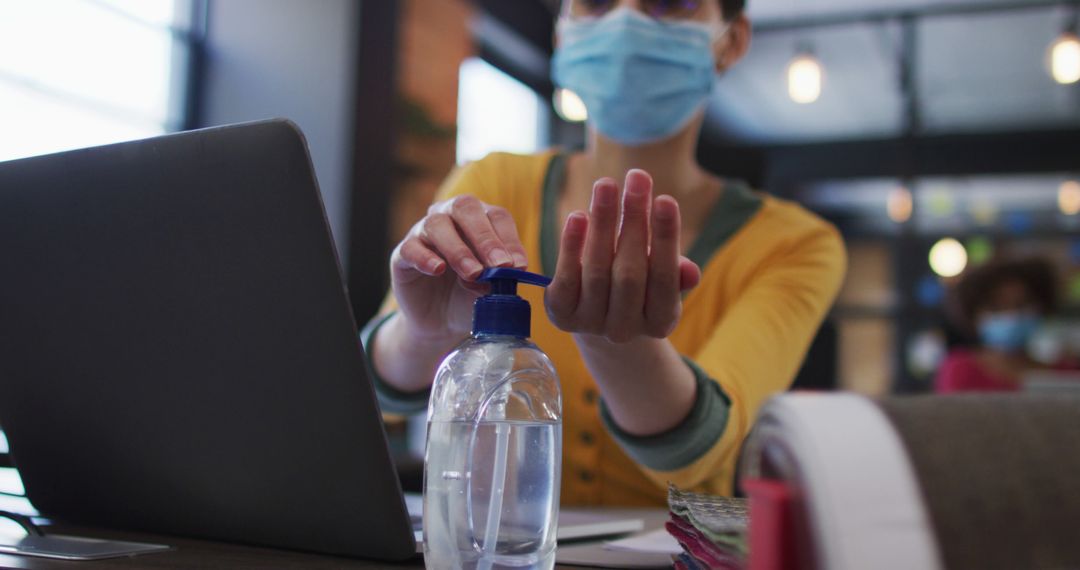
[978,312,1042,352]
[551,7,724,146]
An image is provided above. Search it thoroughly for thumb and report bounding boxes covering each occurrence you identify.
[678,257,701,292]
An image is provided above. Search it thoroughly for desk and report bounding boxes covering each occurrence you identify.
[0,510,671,569]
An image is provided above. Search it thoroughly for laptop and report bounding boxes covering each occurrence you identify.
[0,120,641,562]
[0,120,416,560]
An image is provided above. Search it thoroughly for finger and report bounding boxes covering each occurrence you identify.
[546,211,588,327]
[457,276,491,295]
[419,213,485,280]
[615,169,652,257]
[393,237,447,281]
[679,257,702,291]
[644,195,682,337]
[484,204,529,269]
[577,178,619,327]
[606,170,652,339]
[446,195,514,268]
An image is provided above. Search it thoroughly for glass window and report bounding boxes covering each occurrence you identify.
[0,0,200,162]
[456,57,546,164]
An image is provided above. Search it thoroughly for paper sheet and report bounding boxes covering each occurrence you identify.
[604,529,682,555]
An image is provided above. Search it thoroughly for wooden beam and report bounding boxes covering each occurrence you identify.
[347,0,401,324]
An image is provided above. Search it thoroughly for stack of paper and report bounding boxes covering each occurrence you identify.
[666,485,749,570]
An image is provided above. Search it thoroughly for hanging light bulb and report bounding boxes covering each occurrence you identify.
[929,238,968,278]
[553,88,588,123]
[1050,11,1080,85]
[1060,180,1080,215]
[886,186,913,223]
[1050,31,1080,84]
[787,48,823,104]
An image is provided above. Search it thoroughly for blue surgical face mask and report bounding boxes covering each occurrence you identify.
[551,7,724,146]
[978,312,1041,352]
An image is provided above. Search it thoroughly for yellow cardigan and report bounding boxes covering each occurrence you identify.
[366,150,846,506]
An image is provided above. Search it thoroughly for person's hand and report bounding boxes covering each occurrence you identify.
[545,170,702,344]
[389,195,528,343]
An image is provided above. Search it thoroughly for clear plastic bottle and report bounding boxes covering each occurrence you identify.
[423,268,562,570]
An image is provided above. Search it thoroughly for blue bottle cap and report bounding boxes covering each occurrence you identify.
[473,268,552,338]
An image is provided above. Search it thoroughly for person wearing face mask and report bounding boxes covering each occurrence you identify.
[936,257,1068,393]
[361,0,847,506]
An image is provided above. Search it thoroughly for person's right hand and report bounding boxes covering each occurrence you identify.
[389,195,528,345]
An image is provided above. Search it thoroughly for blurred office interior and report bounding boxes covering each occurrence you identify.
[2,0,1079,501]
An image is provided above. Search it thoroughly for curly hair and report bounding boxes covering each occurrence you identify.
[946,257,1059,338]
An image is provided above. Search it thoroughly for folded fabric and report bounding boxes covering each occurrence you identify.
[666,515,744,570]
[668,485,749,533]
[666,484,749,570]
[675,552,707,570]
[668,484,749,550]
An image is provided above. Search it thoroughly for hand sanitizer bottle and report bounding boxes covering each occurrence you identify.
[423,268,562,570]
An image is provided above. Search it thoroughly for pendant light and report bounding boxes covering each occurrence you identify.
[929,238,968,278]
[1049,10,1080,85]
[886,186,913,223]
[788,44,823,104]
[1060,179,1080,216]
[553,88,588,123]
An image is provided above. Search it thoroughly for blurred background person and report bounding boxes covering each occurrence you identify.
[936,257,1075,393]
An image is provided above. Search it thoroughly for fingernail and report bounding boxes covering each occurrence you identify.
[512,252,529,268]
[564,213,585,236]
[628,181,650,198]
[490,248,512,267]
[428,259,445,273]
[592,182,616,208]
[655,196,677,220]
[462,258,483,276]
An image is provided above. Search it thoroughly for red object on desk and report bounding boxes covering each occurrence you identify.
[743,478,795,570]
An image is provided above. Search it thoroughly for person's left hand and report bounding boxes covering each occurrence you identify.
[545,169,702,343]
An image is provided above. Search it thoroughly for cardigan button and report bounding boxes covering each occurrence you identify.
[583,388,597,405]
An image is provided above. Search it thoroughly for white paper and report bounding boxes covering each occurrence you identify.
[603,529,682,555]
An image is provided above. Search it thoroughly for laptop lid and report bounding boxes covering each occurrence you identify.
[0,120,416,561]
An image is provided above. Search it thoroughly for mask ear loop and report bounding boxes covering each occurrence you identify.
[712,21,733,73]
[714,21,732,41]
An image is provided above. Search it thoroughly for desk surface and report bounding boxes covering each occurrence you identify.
[0,509,671,569]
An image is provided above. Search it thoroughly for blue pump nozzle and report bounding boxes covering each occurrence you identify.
[479,268,552,292]
[473,268,552,338]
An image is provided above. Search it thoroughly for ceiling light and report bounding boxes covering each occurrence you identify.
[553,88,587,123]
[1060,180,1080,215]
[787,50,823,104]
[886,186,913,223]
[966,236,994,266]
[926,188,956,217]
[970,199,1000,226]
[929,238,968,278]
[1050,32,1080,84]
